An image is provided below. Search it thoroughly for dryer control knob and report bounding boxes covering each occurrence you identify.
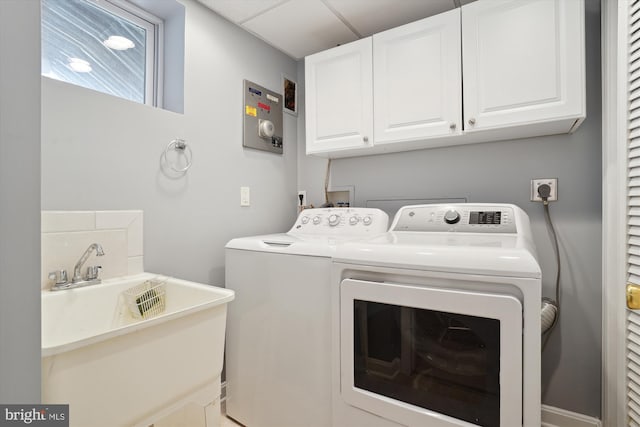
[313,216,321,225]
[444,210,460,224]
[349,216,359,225]
[328,214,340,226]
[362,216,373,226]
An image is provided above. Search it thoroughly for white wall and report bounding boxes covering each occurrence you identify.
[297,0,603,419]
[0,0,42,403]
[41,0,299,286]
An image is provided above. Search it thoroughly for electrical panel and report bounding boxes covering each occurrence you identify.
[243,79,283,154]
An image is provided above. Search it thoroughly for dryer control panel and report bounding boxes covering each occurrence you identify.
[391,204,520,234]
[289,208,389,236]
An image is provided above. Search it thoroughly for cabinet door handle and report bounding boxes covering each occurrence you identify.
[449,123,457,130]
[363,136,369,142]
[468,118,476,126]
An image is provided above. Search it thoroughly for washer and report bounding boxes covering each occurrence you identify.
[331,203,541,427]
[225,207,389,427]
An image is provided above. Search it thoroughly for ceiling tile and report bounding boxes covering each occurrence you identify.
[324,0,455,36]
[242,0,358,59]
[196,0,287,24]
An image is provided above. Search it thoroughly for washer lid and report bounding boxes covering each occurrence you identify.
[225,233,371,257]
[333,231,541,278]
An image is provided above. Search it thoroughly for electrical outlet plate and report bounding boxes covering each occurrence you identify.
[298,190,307,207]
[531,178,558,202]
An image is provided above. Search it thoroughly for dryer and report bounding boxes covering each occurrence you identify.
[225,207,388,427]
[331,203,542,427]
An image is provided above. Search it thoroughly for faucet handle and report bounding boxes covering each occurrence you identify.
[48,269,68,285]
[85,265,102,281]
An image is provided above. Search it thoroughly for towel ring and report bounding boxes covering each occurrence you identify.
[164,139,192,173]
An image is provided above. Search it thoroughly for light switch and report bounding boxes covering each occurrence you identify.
[240,186,250,206]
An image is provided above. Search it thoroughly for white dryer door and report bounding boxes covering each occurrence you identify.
[340,279,523,427]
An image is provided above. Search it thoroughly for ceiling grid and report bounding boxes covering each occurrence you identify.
[197,0,463,59]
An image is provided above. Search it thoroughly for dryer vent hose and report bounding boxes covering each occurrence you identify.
[541,298,558,334]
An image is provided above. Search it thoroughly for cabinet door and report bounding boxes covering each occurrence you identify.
[305,38,373,155]
[462,0,585,132]
[374,9,462,144]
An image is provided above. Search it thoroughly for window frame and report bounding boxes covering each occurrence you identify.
[43,0,164,107]
[93,0,163,106]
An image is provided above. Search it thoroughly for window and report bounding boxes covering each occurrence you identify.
[41,0,162,106]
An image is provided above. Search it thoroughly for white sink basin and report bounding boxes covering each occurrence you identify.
[41,273,234,427]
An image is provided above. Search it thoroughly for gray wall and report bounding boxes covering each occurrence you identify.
[37,0,603,417]
[298,0,603,418]
[0,0,42,403]
[41,0,299,286]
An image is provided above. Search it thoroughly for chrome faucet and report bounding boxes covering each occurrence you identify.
[72,243,105,283]
[49,243,105,291]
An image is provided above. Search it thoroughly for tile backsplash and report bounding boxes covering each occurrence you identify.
[41,210,144,289]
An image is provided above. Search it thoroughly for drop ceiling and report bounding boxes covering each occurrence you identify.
[196,0,474,60]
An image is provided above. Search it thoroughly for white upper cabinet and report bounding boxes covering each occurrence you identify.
[304,0,585,158]
[374,8,462,145]
[305,38,373,155]
[461,0,585,133]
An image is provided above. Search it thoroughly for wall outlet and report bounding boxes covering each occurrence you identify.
[298,190,307,208]
[531,178,558,202]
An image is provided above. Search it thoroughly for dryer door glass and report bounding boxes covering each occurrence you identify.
[339,279,523,427]
[353,300,500,427]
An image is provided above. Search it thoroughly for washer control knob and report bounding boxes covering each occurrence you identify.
[328,214,340,226]
[362,216,373,226]
[313,216,321,225]
[349,216,359,225]
[301,216,309,224]
[444,210,460,224]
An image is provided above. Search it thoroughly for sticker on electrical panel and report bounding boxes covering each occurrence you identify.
[266,94,279,103]
[245,105,257,117]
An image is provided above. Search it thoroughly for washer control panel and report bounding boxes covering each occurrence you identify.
[391,204,518,234]
[290,208,389,236]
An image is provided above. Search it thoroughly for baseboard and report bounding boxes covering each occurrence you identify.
[542,405,602,427]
